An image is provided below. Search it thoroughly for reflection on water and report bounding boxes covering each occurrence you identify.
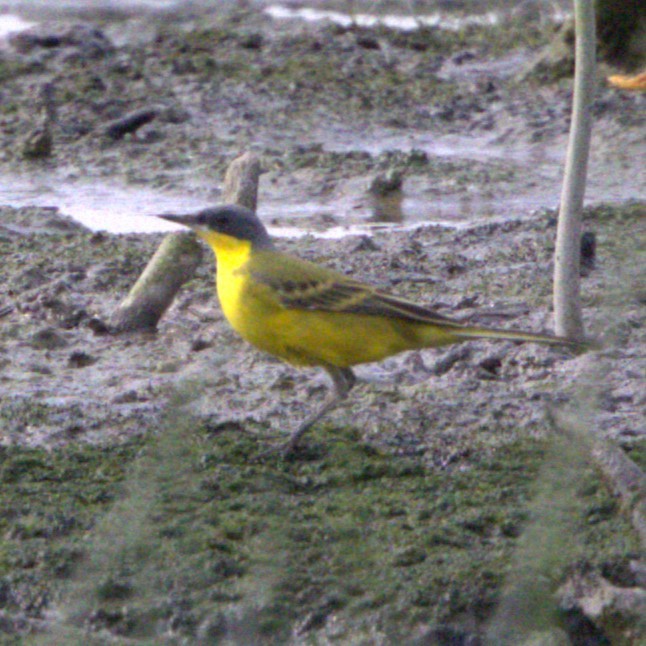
[264,5,502,32]
[0,3,636,238]
[0,14,35,40]
[0,173,425,237]
[0,174,213,233]
[1,2,568,41]
[369,191,404,223]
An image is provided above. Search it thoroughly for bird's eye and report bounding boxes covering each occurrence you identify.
[213,215,229,229]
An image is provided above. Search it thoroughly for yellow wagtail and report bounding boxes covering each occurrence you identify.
[158,205,583,453]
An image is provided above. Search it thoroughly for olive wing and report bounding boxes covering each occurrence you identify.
[247,251,455,326]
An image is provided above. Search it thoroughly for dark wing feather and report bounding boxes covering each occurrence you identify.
[248,252,455,326]
[356,291,456,325]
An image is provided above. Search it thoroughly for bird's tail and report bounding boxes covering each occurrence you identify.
[439,323,590,352]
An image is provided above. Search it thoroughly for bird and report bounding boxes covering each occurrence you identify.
[158,205,584,454]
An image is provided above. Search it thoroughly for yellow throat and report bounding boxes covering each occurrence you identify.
[198,229,252,271]
[197,229,256,336]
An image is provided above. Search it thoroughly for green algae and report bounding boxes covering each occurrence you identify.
[0,441,143,625]
[3,397,637,643]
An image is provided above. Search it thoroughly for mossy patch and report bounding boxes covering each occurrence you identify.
[5,401,636,643]
[0,441,142,623]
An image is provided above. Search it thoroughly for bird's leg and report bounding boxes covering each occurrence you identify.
[282,366,356,454]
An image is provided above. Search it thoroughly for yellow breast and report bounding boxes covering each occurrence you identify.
[201,230,288,359]
[200,230,254,326]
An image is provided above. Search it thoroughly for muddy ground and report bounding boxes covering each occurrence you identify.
[0,4,644,644]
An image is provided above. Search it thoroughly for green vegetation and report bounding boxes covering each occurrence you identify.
[1,399,638,642]
[0,441,142,621]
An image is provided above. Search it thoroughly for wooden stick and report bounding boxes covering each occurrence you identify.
[111,232,203,332]
[222,151,261,212]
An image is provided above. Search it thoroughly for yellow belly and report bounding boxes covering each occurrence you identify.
[217,269,455,368]
[264,309,424,366]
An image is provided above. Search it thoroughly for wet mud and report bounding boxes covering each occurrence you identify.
[0,4,644,643]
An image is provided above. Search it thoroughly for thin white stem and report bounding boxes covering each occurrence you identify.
[553,0,596,340]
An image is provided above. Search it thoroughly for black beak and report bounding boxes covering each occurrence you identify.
[156,212,200,228]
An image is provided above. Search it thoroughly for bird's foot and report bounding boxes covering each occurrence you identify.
[252,438,301,461]
[252,428,323,461]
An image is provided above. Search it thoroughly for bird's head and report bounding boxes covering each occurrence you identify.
[157,205,274,251]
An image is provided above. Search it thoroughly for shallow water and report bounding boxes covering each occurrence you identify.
[264,5,503,31]
[0,13,34,40]
[0,2,641,236]
[0,174,211,234]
